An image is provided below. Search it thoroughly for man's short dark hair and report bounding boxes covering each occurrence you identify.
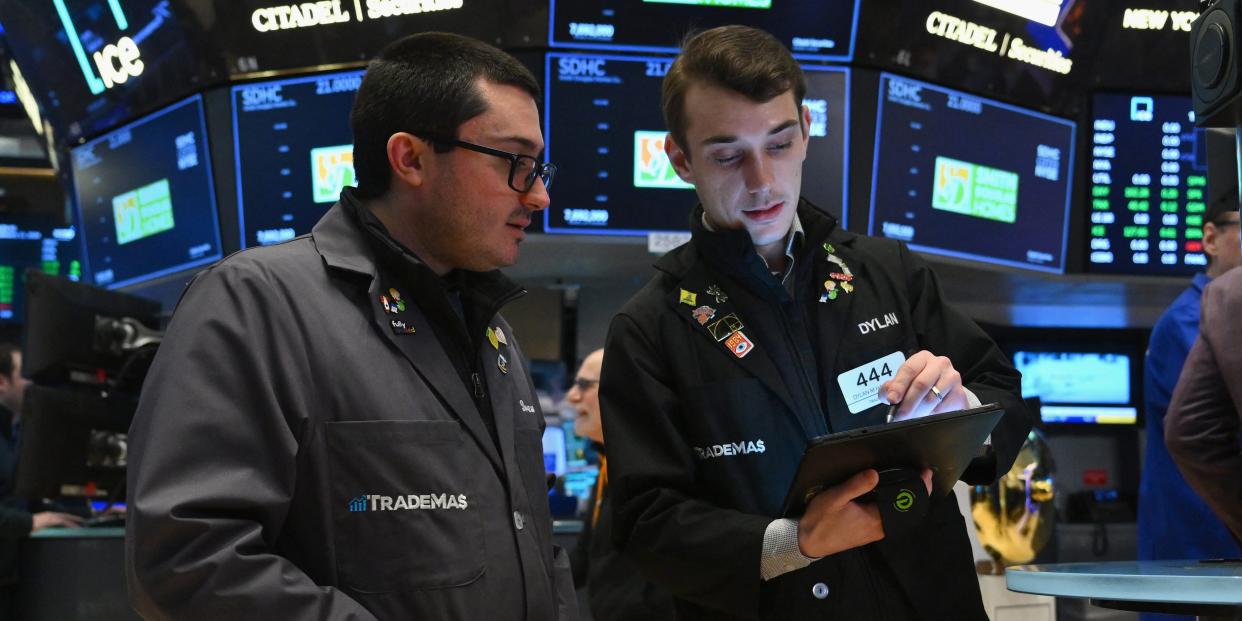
[1206,184,1239,226]
[350,32,540,199]
[0,343,17,379]
[661,25,806,156]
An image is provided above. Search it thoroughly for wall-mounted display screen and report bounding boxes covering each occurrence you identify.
[544,53,848,235]
[71,95,221,289]
[854,0,1196,116]
[1013,350,1138,424]
[550,0,860,61]
[0,0,224,143]
[207,0,538,76]
[868,73,1075,273]
[1086,93,1208,276]
[232,69,363,247]
[0,223,80,323]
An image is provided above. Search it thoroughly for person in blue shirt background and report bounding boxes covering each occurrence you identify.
[1138,187,1241,620]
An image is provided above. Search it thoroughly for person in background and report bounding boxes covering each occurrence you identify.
[0,342,83,615]
[567,349,677,621]
[1165,199,1242,549]
[1139,187,1241,593]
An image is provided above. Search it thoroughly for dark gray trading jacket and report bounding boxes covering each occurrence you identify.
[126,195,577,620]
[600,200,1030,621]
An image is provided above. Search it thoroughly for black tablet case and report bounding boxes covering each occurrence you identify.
[782,403,1005,517]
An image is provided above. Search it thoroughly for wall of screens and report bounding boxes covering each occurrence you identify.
[232,69,362,247]
[0,223,80,324]
[544,53,848,235]
[70,94,221,289]
[868,73,1076,273]
[1086,93,1208,276]
[550,0,860,62]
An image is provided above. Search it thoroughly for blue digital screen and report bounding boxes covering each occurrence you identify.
[0,224,80,323]
[1087,94,1208,276]
[544,53,849,234]
[232,69,363,248]
[543,424,567,476]
[1013,351,1137,424]
[549,0,860,61]
[868,74,1075,273]
[71,95,221,289]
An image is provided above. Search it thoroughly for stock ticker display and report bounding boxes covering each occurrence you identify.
[1087,94,1208,276]
[544,53,848,234]
[550,0,859,61]
[869,74,1076,273]
[232,69,363,247]
[71,95,221,289]
[0,224,80,323]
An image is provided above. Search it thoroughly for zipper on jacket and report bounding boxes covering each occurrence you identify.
[777,299,829,433]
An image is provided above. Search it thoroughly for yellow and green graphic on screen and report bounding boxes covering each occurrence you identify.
[643,0,772,7]
[633,131,693,190]
[311,145,355,204]
[113,179,175,245]
[931,156,1019,224]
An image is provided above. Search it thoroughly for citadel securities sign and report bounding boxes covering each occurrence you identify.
[925,10,1073,75]
[251,0,464,32]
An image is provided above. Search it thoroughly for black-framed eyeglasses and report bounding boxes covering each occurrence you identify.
[1212,218,1241,228]
[419,134,556,193]
[572,377,599,391]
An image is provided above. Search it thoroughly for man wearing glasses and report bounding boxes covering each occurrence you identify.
[126,33,575,620]
[1139,188,1242,599]
[564,349,677,621]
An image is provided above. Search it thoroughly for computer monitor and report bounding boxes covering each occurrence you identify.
[868,74,1076,273]
[544,53,849,234]
[14,383,133,502]
[0,223,81,324]
[1086,93,1210,276]
[22,272,161,386]
[549,0,860,62]
[543,424,568,477]
[70,94,222,289]
[232,69,364,247]
[1012,351,1139,425]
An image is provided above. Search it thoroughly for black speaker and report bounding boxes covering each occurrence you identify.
[1192,0,1242,127]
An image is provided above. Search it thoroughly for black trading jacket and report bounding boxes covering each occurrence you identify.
[600,200,1030,621]
[126,191,578,620]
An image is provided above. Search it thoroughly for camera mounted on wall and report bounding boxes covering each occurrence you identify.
[1192,0,1242,127]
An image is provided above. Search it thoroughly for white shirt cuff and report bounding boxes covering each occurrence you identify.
[760,519,820,581]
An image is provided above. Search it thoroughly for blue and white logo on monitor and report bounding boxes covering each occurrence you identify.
[1130,97,1154,122]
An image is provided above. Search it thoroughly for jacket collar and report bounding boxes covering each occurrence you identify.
[312,187,524,308]
[1193,271,1212,293]
[654,197,842,282]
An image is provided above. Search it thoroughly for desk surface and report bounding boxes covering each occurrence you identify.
[1007,560,1242,606]
[30,527,124,539]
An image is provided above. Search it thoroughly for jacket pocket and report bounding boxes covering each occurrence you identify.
[325,419,486,593]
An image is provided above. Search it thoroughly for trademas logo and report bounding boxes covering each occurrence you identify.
[348,492,469,512]
[693,439,765,460]
[894,489,915,513]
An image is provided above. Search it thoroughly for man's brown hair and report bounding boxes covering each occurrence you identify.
[661,25,807,156]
